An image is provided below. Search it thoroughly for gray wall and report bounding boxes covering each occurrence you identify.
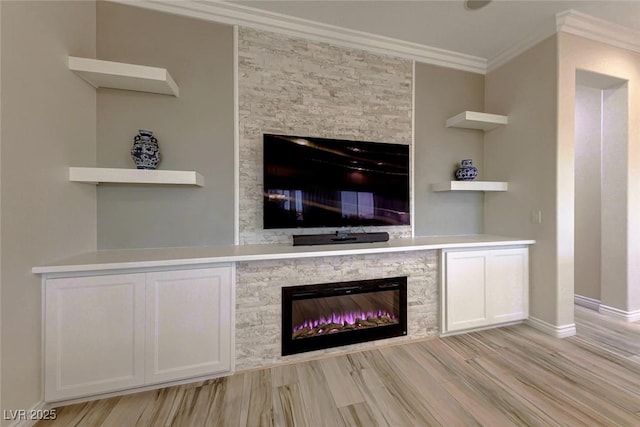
[95,12,490,249]
[600,82,629,311]
[484,36,560,325]
[1,4,3,413]
[96,2,234,249]
[574,84,602,301]
[1,1,97,421]
[237,27,413,244]
[414,63,485,236]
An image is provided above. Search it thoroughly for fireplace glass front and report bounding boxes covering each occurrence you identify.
[282,276,407,355]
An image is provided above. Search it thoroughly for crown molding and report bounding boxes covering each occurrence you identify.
[486,9,640,74]
[108,2,640,76]
[109,0,487,74]
[487,24,556,73]
[557,9,640,55]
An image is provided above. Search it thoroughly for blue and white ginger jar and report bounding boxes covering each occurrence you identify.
[455,159,478,181]
[131,129,160,170]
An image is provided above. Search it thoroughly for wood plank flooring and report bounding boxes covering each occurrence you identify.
[37,306,640,426]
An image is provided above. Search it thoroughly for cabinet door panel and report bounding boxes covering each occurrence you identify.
[45,274,146,401]
[444,251,489,332]
[145,267,232,384]
[488,249,529,322]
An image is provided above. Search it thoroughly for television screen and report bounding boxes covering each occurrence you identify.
[263,134,410,229]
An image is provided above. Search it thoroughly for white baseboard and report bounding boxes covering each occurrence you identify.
[599,304,640,322]
[439,320,524,337]
[574,294,601,311]
[574,296,640,322]
[526,316,576,338]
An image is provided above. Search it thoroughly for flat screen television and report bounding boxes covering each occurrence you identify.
[263,134,410,229]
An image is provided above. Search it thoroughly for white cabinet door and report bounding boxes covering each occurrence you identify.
[145,266,233,384]
[442,251,490,332]
[442,247,528,334]
[45,273,146,401]
[487,248,529,323]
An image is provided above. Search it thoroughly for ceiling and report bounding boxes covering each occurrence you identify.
[233,1,640,61]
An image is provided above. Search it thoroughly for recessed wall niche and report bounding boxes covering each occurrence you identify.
[574,70,628,310]
[96,2,235,249]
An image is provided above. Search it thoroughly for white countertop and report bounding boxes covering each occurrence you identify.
[32,234,535,275]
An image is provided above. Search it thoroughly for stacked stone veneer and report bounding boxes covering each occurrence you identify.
[235,250,438,370]
[238,27,413,244]
[234,28,432,370]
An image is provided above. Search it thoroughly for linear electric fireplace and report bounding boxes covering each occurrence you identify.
[282,276,407,356]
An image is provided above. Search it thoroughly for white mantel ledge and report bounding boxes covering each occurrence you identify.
[33,235,535,276]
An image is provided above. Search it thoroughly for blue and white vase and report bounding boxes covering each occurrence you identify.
[455,159,478,181]
[131,129,160,170]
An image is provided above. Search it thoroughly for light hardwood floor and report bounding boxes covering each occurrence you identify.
[38,306,640,426]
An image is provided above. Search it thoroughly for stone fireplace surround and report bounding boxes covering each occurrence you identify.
[235,250,438,370]
[234,26,425,369]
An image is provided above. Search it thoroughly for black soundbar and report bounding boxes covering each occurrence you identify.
[292,232,389,246]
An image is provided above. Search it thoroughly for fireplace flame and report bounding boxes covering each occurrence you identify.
[292,309,396,335]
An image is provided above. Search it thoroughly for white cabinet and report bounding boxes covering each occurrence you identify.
[440,247,528,335]
[44,265,233,402]
[45,274,146,401]
[487,249,529,324]
[145,268,232,384]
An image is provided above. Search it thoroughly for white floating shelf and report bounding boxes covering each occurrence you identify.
[69,167,204,187]
[432,181,508,192]
[446,111,508,131]
[68,56,179,97]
